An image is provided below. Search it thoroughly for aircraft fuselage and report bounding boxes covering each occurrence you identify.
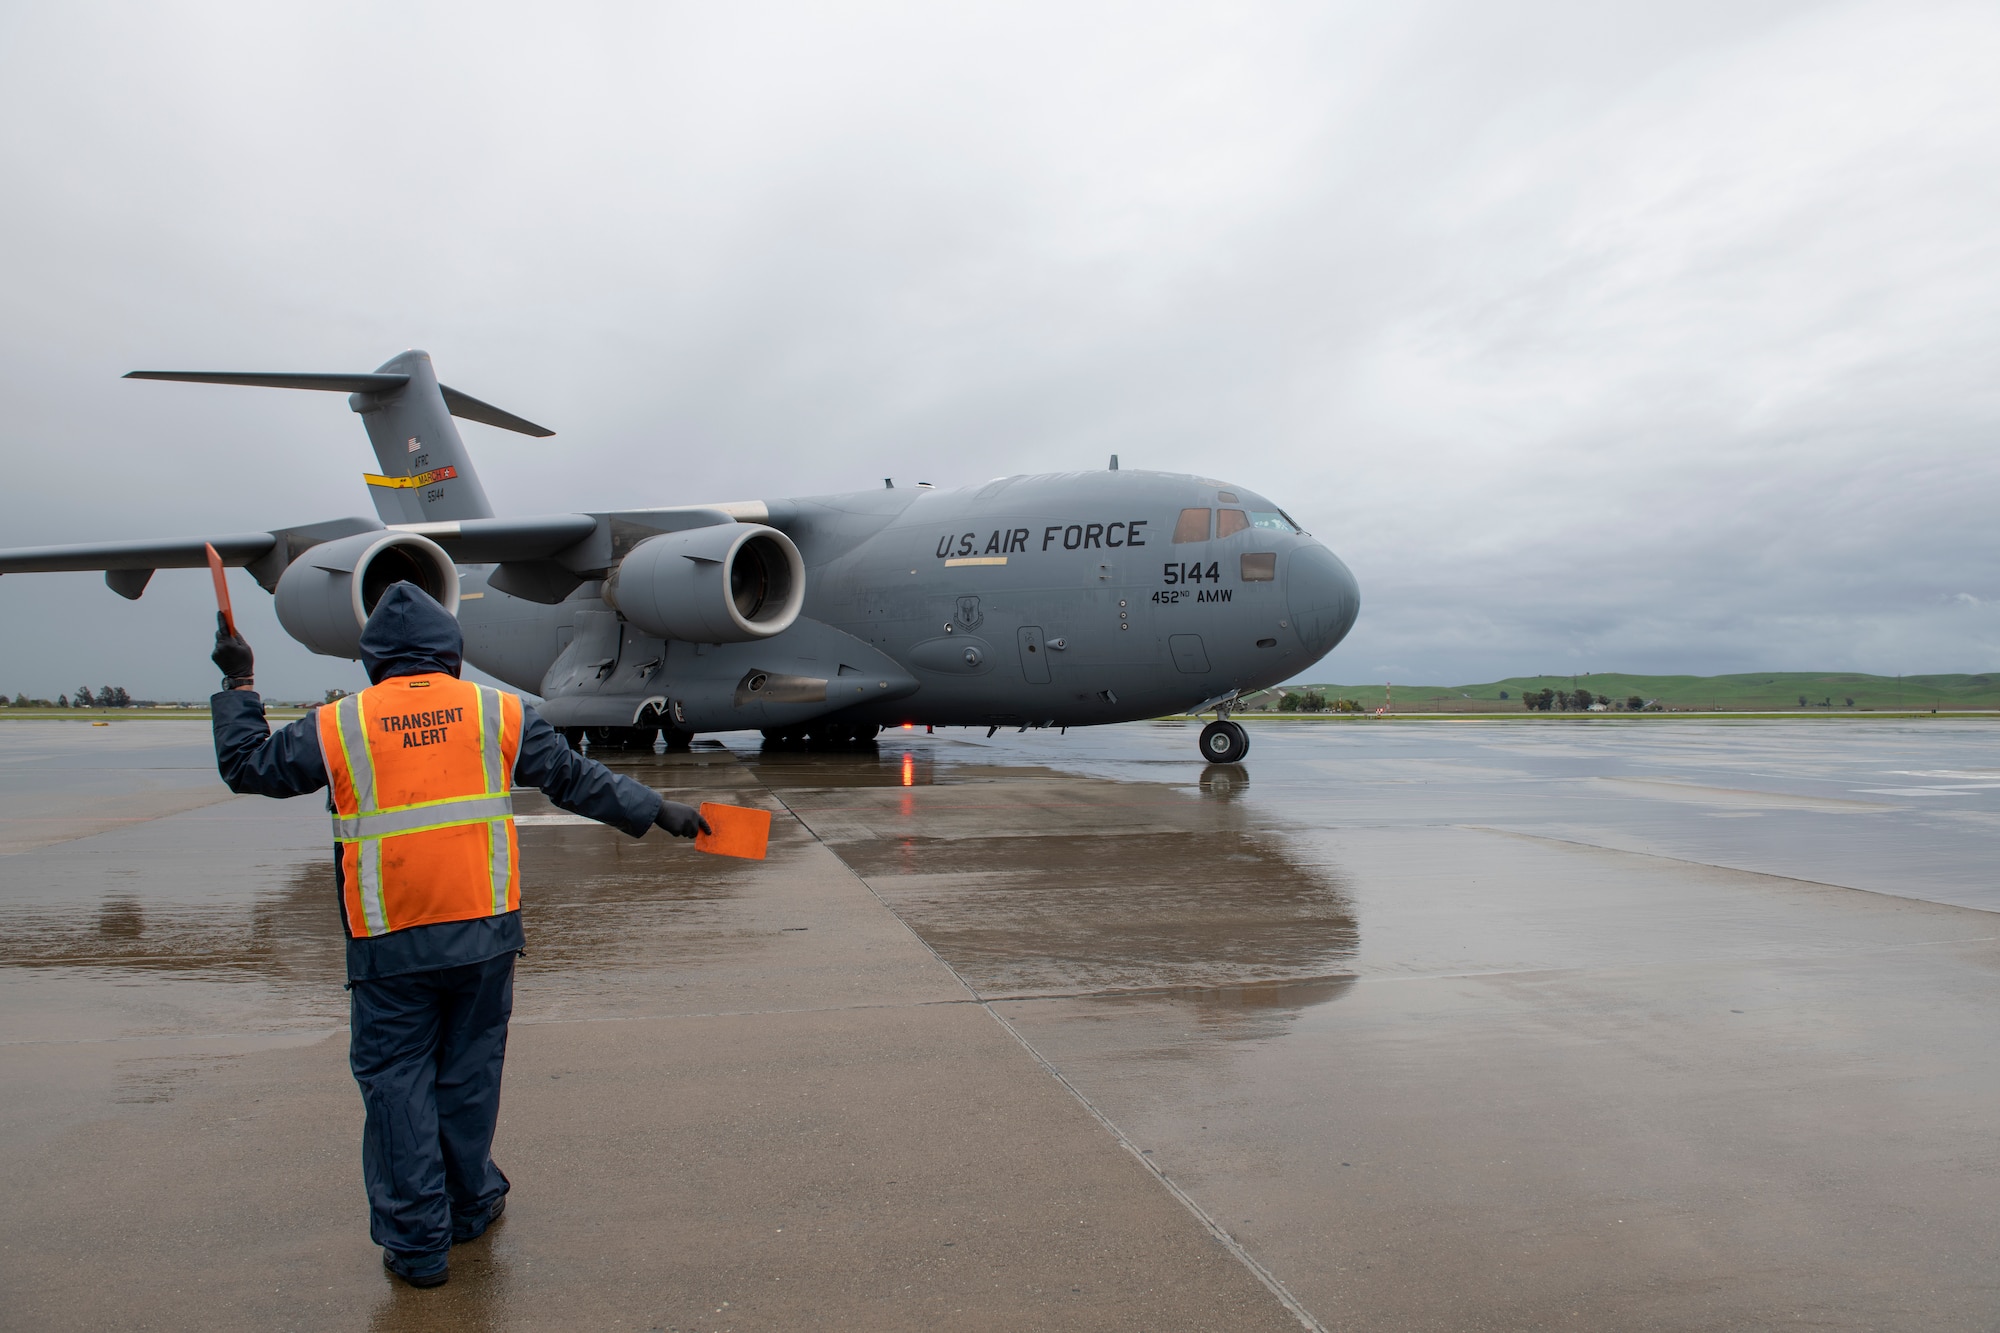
[460,468,1359,733]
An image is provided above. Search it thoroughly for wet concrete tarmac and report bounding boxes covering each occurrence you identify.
[3,717,1998,1329]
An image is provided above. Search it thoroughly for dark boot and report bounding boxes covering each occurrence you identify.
[383,1248,450,1288]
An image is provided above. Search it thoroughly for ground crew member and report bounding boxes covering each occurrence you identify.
[208,582,708,1289]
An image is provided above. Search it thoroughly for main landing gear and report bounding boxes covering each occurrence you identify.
[572,725,694,754]
[1199,719,1250,764]
[584,725,655,751]
[761,721,882,750]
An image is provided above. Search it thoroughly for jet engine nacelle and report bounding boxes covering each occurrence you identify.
[274,531,461,658]
[603,523,805,643]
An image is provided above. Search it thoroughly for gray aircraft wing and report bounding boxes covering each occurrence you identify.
[0,531,280,573]
[0,508,753,602]
[0,517,390,600]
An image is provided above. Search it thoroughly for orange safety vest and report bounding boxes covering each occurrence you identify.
[317,673,524,938]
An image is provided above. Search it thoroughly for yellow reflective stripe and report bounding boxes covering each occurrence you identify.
[483,689,513,914]
[340,790,513,819]
[489,815,510,915]
[333,795,514,841]
[331,692,375,814]
[478,687,506,797]
[357,840,388,936]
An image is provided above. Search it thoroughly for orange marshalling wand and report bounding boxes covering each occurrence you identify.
[694,802,771,860]
[204,542,236,637]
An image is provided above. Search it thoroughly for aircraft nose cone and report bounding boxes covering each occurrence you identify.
[1287,544,1360,657]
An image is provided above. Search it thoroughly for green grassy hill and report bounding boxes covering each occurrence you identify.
[1263,672,2000,712]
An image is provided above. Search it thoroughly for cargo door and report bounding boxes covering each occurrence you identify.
[1018,625,1052,684]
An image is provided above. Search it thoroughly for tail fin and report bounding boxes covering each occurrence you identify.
[126,349,552,525]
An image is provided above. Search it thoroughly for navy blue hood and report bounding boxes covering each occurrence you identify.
[359,583,463,684]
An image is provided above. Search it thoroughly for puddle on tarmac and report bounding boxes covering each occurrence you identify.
[0,873,348,1000]
[0,729,1449,1047]
[0,783,789,1038]
[767,755,1360,1006]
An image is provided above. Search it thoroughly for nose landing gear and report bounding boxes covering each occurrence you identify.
[1199,719,1249,763]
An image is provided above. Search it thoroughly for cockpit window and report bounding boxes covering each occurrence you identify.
[1250,511,1297,534]
[1174,508,1212,543]
[1216,491,1238,503]
[1215,508,1250,538]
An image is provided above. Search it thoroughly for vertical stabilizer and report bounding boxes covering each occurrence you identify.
[348,350,496,523]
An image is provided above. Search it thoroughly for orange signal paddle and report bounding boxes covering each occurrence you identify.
[694,802,772,860]
[204,543,236,636]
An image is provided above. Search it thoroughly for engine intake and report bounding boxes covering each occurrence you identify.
[274,531,460,658]
[604,523,804,643]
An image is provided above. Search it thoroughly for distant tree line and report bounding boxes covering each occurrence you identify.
[1277,689,1362,713]
[1522,688,1658,712]
[4,686,138,708]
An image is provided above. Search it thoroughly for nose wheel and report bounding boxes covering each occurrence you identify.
[1199,719,1249,763]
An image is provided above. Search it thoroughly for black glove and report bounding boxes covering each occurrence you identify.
[211,613,255,688]
[654,799,711,839]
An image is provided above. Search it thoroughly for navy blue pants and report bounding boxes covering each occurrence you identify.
[349,952,515,1259]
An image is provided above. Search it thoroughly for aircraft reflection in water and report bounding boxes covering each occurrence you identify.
[0,351,1359,762]
[775,742,1361,1020]
[0,740,1359,1045]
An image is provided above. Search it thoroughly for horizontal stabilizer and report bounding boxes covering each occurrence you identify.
[125,370,554,437]
[437,386,556,438]
[125,371,408,393]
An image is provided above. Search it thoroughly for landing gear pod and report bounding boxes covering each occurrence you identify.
[603,523,805,643]
[274,531,460,658]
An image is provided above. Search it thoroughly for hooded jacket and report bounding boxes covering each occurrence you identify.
[212,581,665,980]
[358,581,466,684]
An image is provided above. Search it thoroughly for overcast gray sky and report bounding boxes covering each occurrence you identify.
[2,0,1995,699]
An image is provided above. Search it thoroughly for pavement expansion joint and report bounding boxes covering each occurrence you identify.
[756,777,1330,1333]
[980,996,1330,1333]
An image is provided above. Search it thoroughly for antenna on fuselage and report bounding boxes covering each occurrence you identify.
[1109,454,1119,470]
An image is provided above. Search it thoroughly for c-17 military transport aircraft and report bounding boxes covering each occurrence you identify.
[0,351,1358,763]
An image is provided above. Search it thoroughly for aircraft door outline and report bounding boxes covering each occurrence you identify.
[1169,633,1210,674]
[1018,625,1051,684]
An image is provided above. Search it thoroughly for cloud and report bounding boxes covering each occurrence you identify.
[0,0,1995,696]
